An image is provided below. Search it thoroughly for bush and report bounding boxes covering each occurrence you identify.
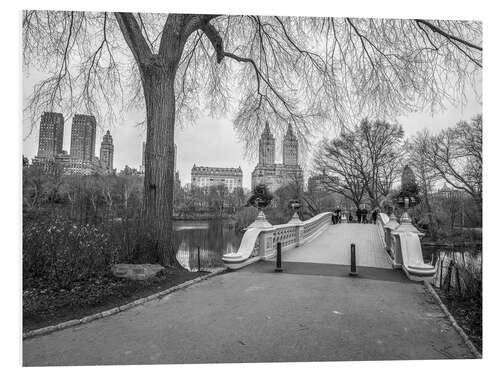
[23,217,121,289]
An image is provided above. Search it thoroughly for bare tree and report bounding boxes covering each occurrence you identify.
[313,135,366,209]
[23,11,482,265]
[408,130,440,216]
[356,119,406,207]
[422,115,482,207]
[314,119,405,208]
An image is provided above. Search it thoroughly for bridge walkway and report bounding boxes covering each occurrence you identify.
[285,223,391,269]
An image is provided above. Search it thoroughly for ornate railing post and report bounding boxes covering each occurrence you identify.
[395,166,423,237]
[297,224,305,246]
[384,213,400,258]
[246,184,273,229]
[261,231,275,258]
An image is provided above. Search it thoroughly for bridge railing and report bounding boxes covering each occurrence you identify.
[376,212,437,281]
[376,212,389,249]
[223,212,332,269]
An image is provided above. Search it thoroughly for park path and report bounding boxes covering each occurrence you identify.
[285,223,391,269]
[23,259,474,365]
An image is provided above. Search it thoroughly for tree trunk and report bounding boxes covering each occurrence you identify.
[142,67,179,266]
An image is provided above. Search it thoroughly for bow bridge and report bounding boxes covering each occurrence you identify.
[223,211,437,281]
[25,210,477,366]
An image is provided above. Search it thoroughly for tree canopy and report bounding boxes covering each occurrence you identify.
[23,12,482,151]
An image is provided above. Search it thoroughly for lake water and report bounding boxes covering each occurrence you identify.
[174,220,483,287]
[421,243,482,293]
[174,220,244,271]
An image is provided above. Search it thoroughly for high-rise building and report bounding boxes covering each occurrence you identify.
[258,121,276,165]
[191,165,243,192]
[282,124,299,166]
[37,112,64,158]
[251,122,303,192]
[33,113,113,176]
[99,130,114,173]
[70,114,96,161]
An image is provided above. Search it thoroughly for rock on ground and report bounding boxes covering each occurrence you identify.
[111,264,165,281]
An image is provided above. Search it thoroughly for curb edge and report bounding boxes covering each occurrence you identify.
[23,268,227,340]
[424,280,482,359]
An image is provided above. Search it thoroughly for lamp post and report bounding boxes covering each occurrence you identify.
[394,166,423,236]
[246,184,274,229]
[248,197,272,228]
[288,199,302,224]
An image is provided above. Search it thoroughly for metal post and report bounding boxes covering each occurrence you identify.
[275,242,283,272]
[446,260,454,293]
[439,258,444,289]
[455,266,462,297]
[349,243,358,276]
[197,246,201,272]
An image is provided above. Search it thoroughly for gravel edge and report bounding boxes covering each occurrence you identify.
[424,280,482,359]
[23,268,227,340]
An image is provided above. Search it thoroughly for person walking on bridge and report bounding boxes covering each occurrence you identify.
[356,207,362,223]
[335,208,341,224]
[371,209,378,224]
[361,207,368,223]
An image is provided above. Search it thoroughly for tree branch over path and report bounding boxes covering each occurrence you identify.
[200,18,303,125]
[415,19,482,51]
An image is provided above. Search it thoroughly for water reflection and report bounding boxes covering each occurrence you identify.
[422,243,482,263]
[174,220,243,272]
[422,244,482,292]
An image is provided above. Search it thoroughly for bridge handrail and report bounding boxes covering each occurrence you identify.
[222,212,332,269]
[376,212,389,248]
[376,211,436,281]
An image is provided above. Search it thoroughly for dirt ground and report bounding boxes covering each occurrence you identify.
[23,268,208,332]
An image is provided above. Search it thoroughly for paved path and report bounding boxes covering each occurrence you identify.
[23,261,474,366]
[286,224,391,269]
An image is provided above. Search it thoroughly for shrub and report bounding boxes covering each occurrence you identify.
[23,217,121,289]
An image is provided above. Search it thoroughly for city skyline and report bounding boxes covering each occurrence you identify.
[23,68,481,189]
[32,111,114,175]
[23,104,481,189]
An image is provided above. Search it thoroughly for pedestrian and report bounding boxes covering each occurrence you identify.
[371,209,378,224]
[331,211,336,224]
[361,207,368,223]
[349,213,353,223]
[335,208,341,224]
[356,207,362,223]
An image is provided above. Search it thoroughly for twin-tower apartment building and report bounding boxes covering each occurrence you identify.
[190,122,303,193]
[251,122,303,192]
[34,112,114,175]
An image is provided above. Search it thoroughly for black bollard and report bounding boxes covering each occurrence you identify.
[275,242,283,272]
[349,243,358,276]
[197,246,201,272]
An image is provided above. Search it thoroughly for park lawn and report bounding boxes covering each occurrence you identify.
[23,268,208,332]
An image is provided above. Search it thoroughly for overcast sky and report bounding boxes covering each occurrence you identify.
[23,52,482,191]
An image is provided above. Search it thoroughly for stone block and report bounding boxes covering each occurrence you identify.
[111,264,165,281]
